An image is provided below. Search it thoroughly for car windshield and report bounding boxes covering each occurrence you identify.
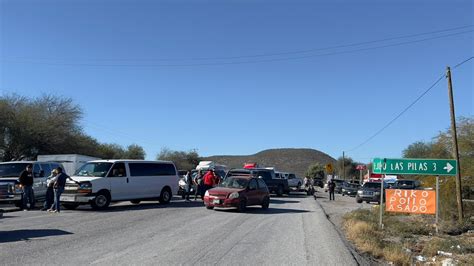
[363,182,383,188]
[219,177,249,189]
[0,163,30,178]
[75,162,113,177]
[345,183,359,188]
[397,181,414,186]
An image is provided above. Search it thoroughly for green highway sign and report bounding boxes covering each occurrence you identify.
[372,158,457,176]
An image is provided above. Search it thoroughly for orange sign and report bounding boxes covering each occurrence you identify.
[385,189,436,214]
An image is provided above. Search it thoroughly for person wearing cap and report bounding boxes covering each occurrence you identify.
[19,164,35,210]
[41,169,58,211]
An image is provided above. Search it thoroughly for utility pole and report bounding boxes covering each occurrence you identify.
[342,151,345,180]
[446,66,463,222]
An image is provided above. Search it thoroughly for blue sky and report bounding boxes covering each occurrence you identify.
[1,0,472,163]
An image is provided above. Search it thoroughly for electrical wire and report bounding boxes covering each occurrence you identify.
[345,56,474,153]
[2,29,473,67]
[4,25,472,62]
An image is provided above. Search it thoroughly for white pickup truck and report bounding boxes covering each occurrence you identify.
[275,172,303,189]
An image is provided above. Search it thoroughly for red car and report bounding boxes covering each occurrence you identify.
[204,176,270,212]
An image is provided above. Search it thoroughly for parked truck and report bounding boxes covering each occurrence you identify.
[37,154,101,175]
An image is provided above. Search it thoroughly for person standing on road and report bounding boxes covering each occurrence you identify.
[184,170,193,202]
[19,164,35,211]
[49,167,77,213]
[41,169,58,211]
[328,179,336,201]
[194,170,204,200]
[202,169,217,197]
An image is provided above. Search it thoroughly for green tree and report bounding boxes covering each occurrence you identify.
[124,144,146,159]
[157,148,200,170]
[304,163,325,179]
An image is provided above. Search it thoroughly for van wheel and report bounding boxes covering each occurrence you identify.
[130,200,141,204]
[237,199,247,212]
[91,191,111,210]
[62,203,79,210]
[159,187,172,204]
[356,199,363,204]
[276,185,284,197]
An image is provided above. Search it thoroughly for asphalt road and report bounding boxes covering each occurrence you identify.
[0,193,359,265]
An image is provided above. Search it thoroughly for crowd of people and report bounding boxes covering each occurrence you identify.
[18,164,78,213]
[182,169,220,202]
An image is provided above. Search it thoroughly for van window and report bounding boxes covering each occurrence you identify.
[129,163,176,177]
[40,163,52,177]
[108,163,127,177]
[33,164,42,178]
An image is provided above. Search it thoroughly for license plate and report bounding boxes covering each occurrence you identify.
[60,195,75,202]
[366,192,373,195]
[213,199,221,204]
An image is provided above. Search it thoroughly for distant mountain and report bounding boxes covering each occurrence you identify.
[205,148,336,177]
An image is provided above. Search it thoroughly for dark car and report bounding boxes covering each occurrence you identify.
[226,168,290,196]
[341,182,360,197]
[356,182,386,204]
[203,176,270,212]
[312,178,324,188]
[392,180,422,190]
[333,179,345,194]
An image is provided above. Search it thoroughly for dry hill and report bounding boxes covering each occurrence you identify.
[205,148,335,177]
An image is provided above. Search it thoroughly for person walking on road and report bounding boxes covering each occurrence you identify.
[41,169,58,211]
[184,170,193,202]
[194,170,204,201]
[328,179,336,201]
[49,167,77,213]
[19,164,35,211]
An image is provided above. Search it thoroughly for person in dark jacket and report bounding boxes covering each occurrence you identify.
[48,167,77,213]
[194,170,204,201]
[41,169,58,211]
[19,164,35,210]
[328,179,336,201]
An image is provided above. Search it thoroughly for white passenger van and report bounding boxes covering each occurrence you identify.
[60,160,178,210]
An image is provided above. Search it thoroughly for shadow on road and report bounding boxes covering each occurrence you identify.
[73,200,205,212]
[0,229,73,243]
[214,207,311,215]
[269,199,300,204]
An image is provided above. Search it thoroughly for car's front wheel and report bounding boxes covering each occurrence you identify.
[91,191,111,210]
[206,206,214,210]
[356,198,362,204]
[261,197,270,209]
[237,199,247,212]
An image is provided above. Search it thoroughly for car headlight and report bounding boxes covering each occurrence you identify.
[357,190,363,194]
[14,184,22,193]
[205,190,209,197]
[78,182,92,193]
[228,192,240,199]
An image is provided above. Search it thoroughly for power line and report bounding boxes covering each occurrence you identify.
[345,56,474,153]
[3,25,472,62]
[453,56,474,69]
[2,29,473,67]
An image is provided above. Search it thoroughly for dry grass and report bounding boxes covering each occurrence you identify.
[382,244,411,265]
[343,209,474,265]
